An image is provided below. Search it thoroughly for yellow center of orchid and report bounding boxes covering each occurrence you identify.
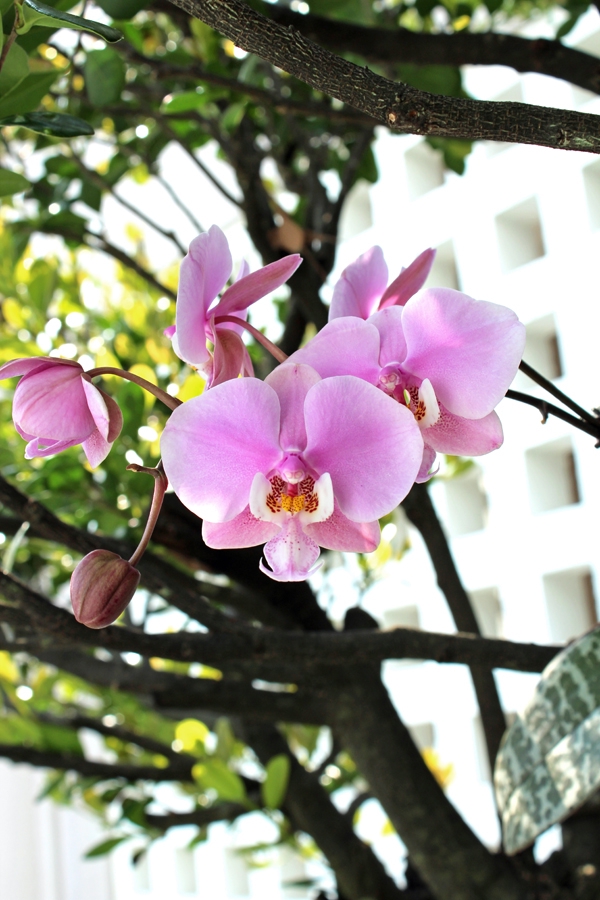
[266,475,320,517]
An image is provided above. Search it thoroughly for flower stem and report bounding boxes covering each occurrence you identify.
[506,389,600,445]
[87,367,181,410]
[126,461,169,567]
[214,315,288,364]
[519,360,597,425]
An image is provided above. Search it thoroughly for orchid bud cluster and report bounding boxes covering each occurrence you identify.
[0,225,525,625]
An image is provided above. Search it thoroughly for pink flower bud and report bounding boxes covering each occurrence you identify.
[70,550,140,629]
[0,357,122,468]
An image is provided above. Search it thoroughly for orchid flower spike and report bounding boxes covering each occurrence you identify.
[290,247,525,482]
[161,363,423,582]
[166,225,302,388]
[0,356,123,467]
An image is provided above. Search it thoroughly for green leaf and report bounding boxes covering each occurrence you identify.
[0,111,94,136]
[495,625,600,855]
[15,0,122,41]
[161,90,206,115]
[85,835,129,858]
[0,167,30,196]
[0,67,60,119]
[192,759,247,803]
[427,137,472,175]
[95,0,147,19]
[121,797,149,827]
[556,13,582,39]
[261,754,290,809]
[84,48,125,106]
[0,42,29,96]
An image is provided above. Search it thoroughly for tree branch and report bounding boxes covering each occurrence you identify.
[263,4,600,96]
[0,743,194,782]
[332,672,527,900]
[166,0,600,153]
[506,389,600,443]
[402,483,507,768]
[0,570,560,673]
[145,802,246,830]
[0,474,248,633]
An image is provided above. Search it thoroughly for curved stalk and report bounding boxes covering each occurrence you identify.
[213,314,288,364]
[506,389,600,445]
[127,462,170,567]
[87,367,182,411]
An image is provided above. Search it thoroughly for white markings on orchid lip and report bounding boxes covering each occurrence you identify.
[249,469,334,525]
[378,365,441,429]
[414,378,440,428]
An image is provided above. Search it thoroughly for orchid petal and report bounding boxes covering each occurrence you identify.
[329,246,388,320]
[25,437,81,459]
[415,446,439,484]
[0,356,79,380]
[402,288,526,419]
[82,378,110,440]
[250,472,283,524]
[202,507,278,548]
[82,429,112,468]
[260,517,321,582]
[210,325,249,387]
[298,473,334,525]
[174,226,232,367]
[216,254,302,318]
[369,307,408,367]
[379,248,436,308]
[417,378,440,429]
[303,376,423,522]
[305,505,380,552]
[422,406,504,456]
[288,318,382,384]
[266,363,321,452]
[100,389,124,443]
[14,366,95,441]
[235,259,250,282]
[161,378,282,523]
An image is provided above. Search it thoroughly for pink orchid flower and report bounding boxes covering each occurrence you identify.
[290,248,525,481]
[329,245,436,320]
[161,363,423,582]
[0,357,122,467]
[167,225,302,387]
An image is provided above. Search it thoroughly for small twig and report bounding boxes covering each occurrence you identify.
[0,21,17,76]
[159,118,243,209]
[506,389,600,443]
[518,360,598,425]
[70,150,187,256]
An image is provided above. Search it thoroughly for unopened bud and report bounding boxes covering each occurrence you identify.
[70,549,140,629]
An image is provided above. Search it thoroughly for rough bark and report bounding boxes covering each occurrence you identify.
[166,0,600,152]
[332,671,527,900]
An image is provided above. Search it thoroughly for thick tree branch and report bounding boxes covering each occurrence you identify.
[402,483,507,768]
[166,0,600,152]
[0,474,248,633]
[0,570,559,673]
[263,4,600,96]
[332,672,527,900]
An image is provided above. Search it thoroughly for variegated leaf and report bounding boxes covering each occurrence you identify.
[494,625,600,855]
